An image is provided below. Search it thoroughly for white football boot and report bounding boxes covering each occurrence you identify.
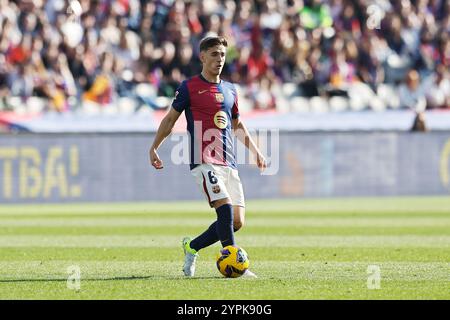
[182,237,198,277]
[242,269,258,278]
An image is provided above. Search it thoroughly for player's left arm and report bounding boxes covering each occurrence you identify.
[232,117,267,172]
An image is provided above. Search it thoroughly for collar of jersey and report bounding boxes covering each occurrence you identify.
[199,73,221,85]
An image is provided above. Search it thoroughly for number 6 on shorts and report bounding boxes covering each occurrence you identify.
[208,171,218,184]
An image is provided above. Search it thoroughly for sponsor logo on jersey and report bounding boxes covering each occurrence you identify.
[214,111,228,129]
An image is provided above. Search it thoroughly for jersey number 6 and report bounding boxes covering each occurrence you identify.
[208,171,218,184]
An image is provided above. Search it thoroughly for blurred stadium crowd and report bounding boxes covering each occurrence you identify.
[0,0,449,115]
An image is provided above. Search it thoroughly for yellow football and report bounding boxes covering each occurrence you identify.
[216,245,250,278]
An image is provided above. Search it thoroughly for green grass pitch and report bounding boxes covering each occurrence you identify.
[0,197,449,300]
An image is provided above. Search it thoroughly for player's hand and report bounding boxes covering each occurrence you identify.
[256,152,267,173]
[150,148,163,169]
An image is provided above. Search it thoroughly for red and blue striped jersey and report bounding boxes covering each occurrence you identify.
[172,74,240,170]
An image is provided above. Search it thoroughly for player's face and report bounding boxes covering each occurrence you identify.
[201,45,226,76]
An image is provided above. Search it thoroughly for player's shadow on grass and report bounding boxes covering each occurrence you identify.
[0,275,221,283]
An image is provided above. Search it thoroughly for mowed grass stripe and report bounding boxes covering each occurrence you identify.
[2,211,448,219]
[0,198,448,300]
[0,278,448,300]
[0,261,448,281]
[0,247,447,262]
[1,217,449,227]
[1,226,449,236]
[1,276,447,300]
[1,197,450,216]
[0,235,449,247]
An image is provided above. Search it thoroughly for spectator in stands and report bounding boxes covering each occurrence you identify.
[246,41,273,84]
[153,41,178,97]
[385,14,408,56]
[44,53,77,112]
[0,0,448,115]
[176,43,201,79]
[299,0,333,30]
[9,64,33,99]
[436,32,449,67]
[83,52,114,107]
[357,34,385,92]
[326,36,358,96]
[186,1,203,36]
[398,69,427,112]
[230,0,253,49]
[425,64,450,109]
[335,1,361,39]
[250,75,277,110]
[416,23,440,72]
[0,53,10,110]
[7,33,32,66]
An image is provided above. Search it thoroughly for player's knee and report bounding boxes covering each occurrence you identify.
[233,219,244,231]
[212,198,232,209]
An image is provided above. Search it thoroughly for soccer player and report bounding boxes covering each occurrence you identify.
[149,36,266,277]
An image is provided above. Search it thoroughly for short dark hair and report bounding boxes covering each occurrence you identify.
[199,36,228,52]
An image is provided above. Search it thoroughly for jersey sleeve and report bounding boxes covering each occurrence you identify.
[171,80,190,113]
[232,85,240,119]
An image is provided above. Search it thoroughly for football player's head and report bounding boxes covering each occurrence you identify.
[199,36,227,77]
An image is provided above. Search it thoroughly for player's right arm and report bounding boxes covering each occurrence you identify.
[149,107,182,169]
[149,81,189,170]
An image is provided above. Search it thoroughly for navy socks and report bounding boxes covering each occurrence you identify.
[190,221,218,252]
[215,203,235,247]
[190,204,235,251]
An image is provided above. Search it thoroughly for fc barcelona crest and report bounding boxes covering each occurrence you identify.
[212,185,221,194]
[215,93,224,103]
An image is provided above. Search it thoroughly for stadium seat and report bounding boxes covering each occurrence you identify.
[81,101,101,115]
[271,83,287,112]
[349,95,367,111]
[329,96,349,112]
[135,83,157,99]
[26,97,46,114]
[274,96,290,113]
[102,104,119,115]
[136,106,153,116]
[349,83,374,106]
[239,96,253,113]
[234,85,253,113]
[154,96,172,109]
[282,82,300,98]
[234,83,253,113]
[118,97,138,114]
[290,96,310,113]
[377,84,401,109]
[7,97,25,114]
[309,96,329,113]
[369,96,387,112]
